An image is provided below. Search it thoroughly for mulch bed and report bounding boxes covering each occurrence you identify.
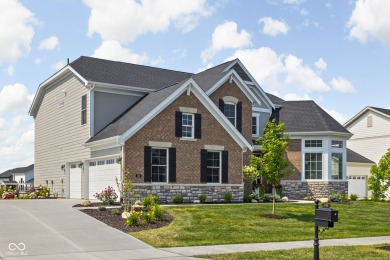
[261,214,287,219]
[378,246,390,251]
[80,209,173,232]
[73,202,121,207]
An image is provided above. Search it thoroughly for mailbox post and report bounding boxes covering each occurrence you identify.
[314,199,339,260]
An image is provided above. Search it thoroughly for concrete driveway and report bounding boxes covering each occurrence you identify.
[0,199,189,260]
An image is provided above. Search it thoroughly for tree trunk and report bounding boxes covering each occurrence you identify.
[272,184,275,215]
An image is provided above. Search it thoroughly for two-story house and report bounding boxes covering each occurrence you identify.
[29,56,351,201]
[0,164,34,191]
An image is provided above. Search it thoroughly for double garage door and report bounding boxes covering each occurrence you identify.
[69,158,120,199]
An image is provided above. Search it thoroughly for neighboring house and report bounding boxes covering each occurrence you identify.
[0,164,34,191]
[29,56,351,201]
[346,148,375,198]
[344,106,390,197]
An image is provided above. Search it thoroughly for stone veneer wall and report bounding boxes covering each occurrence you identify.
[281,181,348,199]
[133,184,244,203]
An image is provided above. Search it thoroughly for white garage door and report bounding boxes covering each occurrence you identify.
[348,175,367,198]
[69,163,82,199]
[89,158,120,200]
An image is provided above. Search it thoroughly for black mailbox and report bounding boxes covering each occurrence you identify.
[315,207,338,228]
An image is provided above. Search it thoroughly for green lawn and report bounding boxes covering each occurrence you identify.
[130,202,390,247]
[199,244,390,260]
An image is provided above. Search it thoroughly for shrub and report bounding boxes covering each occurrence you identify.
[111,209,121,215]
[28,192,37,199]
[125,211,141,226]
[2,192,14,199]
[341,194,349,202]
[282,196,289,202]
[151,205,164,220]
[199,194,207,203]
[350,194,358,201]
[98,205,106,211]
[143,212,153,223]
[94,186,118,205]
[0,188,4,198]
[142,195,158,207]
[329,191,341,202]
[80,200,91,207]
[262,194,272,202]
[224,193,232,203]
[37,185,50,197]
[173,195,184,204]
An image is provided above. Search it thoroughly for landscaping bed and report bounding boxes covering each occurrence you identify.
[80,208,173,232]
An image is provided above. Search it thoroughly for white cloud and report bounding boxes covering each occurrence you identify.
[284,55,330,93]
[300,8,309,16]
[84,0,213,43]
[330,76,355,93]
[201,21,252,63]
[0,83,33,113]
[283,0,305,4]
[0,0,36,64]
[314,58,327,71]
[347,0,390,47]
[226,47,330,94]
[35,58,41,64]
[5,65,14,76]
[322,107,348,124]
[92,40,147,64]
[283,93,311,101]
[39,36,59,50]
[51,60,66,71]
[0,115,34,173]
[259,17,289,36]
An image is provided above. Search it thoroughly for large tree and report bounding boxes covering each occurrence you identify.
[368,148,390,201]
[254,119,292,215]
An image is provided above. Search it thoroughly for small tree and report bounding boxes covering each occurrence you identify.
[242,165,260,196]
[255,119,292,215]
[368,148,390,201]
[116,168,135,212]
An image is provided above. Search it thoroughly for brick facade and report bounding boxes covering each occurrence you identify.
[124,82,248,190]
[284,139,302,180]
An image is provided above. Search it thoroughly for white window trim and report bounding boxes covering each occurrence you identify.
[224,102,236,127]
[81,95,87,125]
[151,147,169,183]
[303,152,324,180]
[206,150,222,184]
[252,113,259,137]
[181,113,194,139]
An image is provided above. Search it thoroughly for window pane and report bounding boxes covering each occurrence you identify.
[182,113,193,138]
[331,140,343,148]
[331,153,343,180]
[224,104,236,126]
[305,153,322,179]
[305,140,322,147]
[151,148,167,183]
[252,117,257,135]
[206,151,220,183]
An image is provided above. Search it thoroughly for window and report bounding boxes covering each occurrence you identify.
[331,140,343,148]
[89,161,96,167]
[182,113,194,138]
[97,160,105,166]
[224,103,236,126]
[305,153,322,179]
[331,153,343,180]
[81,95,87,125]
[305,140,322,147]
[252,116,257,135]
[151,148,168,182]
[70,164,77,169]
[106,159,115,165]
[206,151,221,183]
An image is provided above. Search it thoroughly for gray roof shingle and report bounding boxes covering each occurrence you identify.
[277,100,350,134]
[192,60,234,92]
[347,148,375,164]
[266,93,285,104]
[70,56,193,90]
[370,107,390,117]
[0,164,34,178]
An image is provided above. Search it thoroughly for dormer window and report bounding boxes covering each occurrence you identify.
[182,113,194,138]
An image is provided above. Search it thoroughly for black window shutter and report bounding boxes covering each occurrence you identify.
[200,149,208,183]
[221,151,229,183]
[236,102,242,133]
[175,111,183,137]
[144,146,152,182]
[194,113,202,139]
[219,99,225,113]
[169,148,176,183]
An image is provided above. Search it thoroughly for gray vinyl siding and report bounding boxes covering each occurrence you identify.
[34,73,90,198]
[258,111,270,136]
[93,91,142,135]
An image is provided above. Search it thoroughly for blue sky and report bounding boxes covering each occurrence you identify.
[0,0,389,172]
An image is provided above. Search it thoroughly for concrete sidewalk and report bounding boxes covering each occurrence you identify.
[161,236,390,256]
